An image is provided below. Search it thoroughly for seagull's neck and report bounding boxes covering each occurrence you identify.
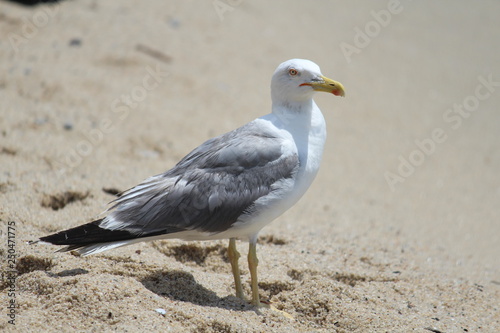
[270,98,327,140]
[271,99,314,129]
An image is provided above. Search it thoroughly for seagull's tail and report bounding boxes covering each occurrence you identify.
[38,219,169,256]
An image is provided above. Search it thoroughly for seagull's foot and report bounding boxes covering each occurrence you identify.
[251,299,294,320]
[234,294,248,303]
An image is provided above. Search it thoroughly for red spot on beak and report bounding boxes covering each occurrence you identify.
[332,89,342,96]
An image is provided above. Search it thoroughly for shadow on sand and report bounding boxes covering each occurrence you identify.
[140,269,255,312]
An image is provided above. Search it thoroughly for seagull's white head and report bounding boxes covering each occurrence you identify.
[271,59,345,107]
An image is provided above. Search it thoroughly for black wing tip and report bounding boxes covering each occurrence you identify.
[38,218,171,248]
[38,218,185,252]
[39,219,102,245]
[38,218,143,247]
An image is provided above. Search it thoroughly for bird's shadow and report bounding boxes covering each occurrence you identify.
[46,266,254,312]
[140,269,254,312]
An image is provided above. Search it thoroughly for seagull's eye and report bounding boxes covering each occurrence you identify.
[289,69,298,76]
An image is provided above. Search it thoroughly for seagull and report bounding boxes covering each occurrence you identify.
[37,59,345,306]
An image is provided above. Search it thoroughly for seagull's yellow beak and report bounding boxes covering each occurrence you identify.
[300,75,346,97]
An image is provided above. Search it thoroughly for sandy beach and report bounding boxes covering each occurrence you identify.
[1,0,499,331]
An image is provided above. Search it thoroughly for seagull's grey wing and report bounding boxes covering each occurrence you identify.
[101,122,299,236]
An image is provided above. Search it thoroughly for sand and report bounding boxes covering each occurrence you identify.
[1,0,499,332]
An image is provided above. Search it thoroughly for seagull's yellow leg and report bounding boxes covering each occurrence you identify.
[248,241,260,306]
[228,238,245,300]
[247,241,295,319]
